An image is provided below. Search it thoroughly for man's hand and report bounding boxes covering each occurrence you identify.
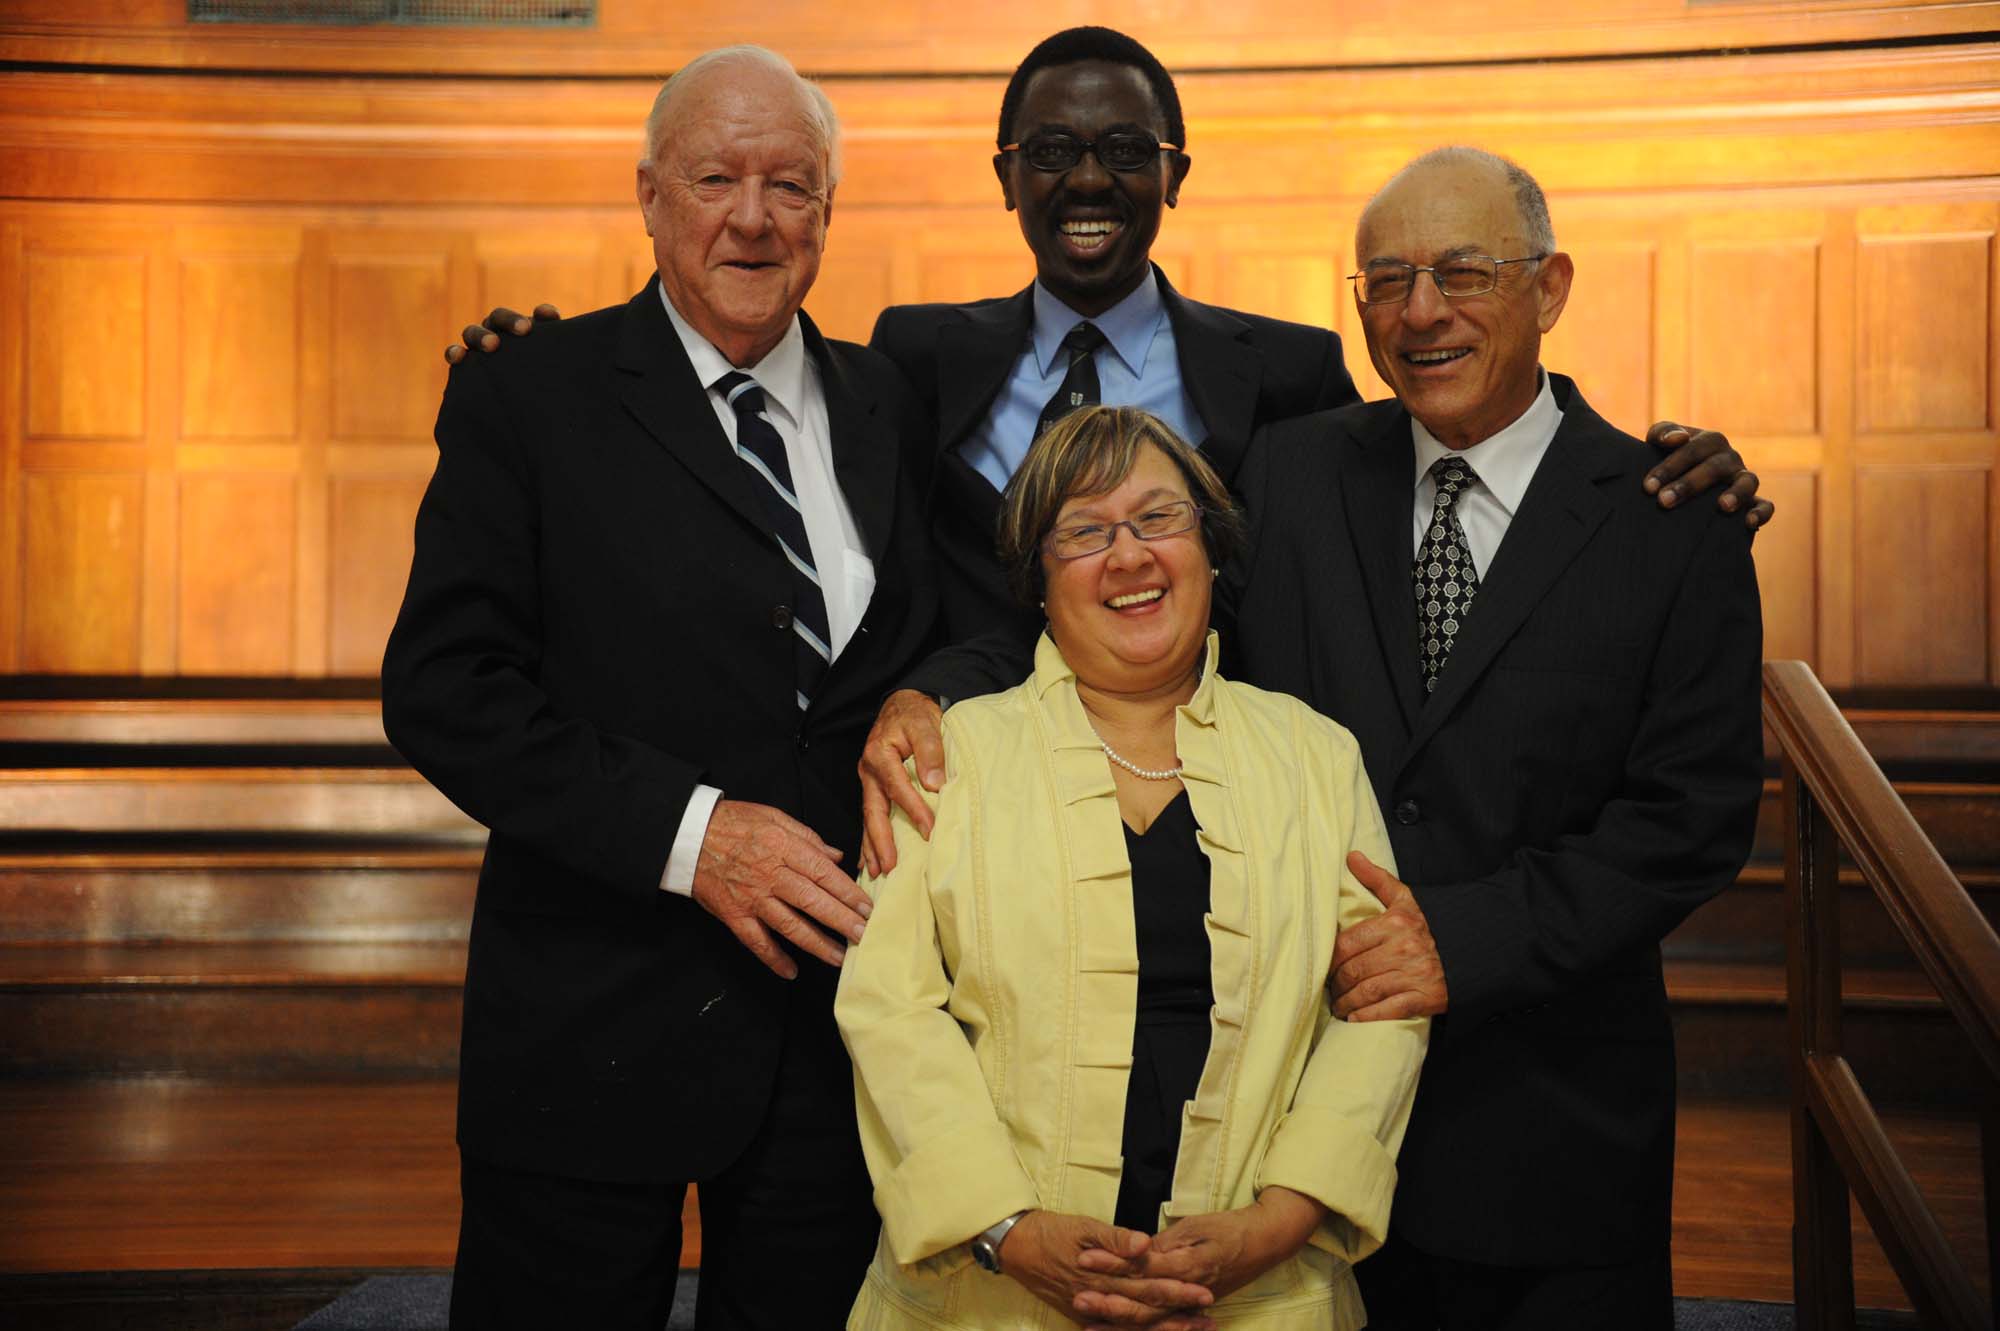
[1000,1211,1215,1330]
[1329,851,1448,1021]
[857,689,946,878]
[442,304,563,365]
[1079,1186,1324,1323]
[690,799,870,980]
[1641,421,1771,529]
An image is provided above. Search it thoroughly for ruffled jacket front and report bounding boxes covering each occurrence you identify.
[835,632,1429,1330]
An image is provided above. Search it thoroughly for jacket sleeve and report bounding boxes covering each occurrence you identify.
[1416,512,1765,1025]
[380,356,702,904]
[835,732,1040,1264]
[1257,728,1428,1263]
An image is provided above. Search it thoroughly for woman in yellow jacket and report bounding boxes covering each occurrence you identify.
[835,406,1428,1331]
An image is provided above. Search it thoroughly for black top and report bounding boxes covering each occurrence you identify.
[1113,788,1216,1232]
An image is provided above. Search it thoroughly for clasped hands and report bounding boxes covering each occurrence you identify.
[1002,1187,1325,1330]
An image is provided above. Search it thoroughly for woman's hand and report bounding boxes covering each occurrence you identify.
[1001,1210,1217,1328]
[1075,1186,1328,1323]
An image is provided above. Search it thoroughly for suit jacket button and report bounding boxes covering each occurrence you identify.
[771,605,793,630]
[794,732,809,752]
[1394,799,1420,826]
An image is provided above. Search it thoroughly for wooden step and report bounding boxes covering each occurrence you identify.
[0,698,387,748]
[1668,865,2000,968]
[0,768,481,840]
[0,848,478,944]
[0,943,465,1077]
[0,1078,1979,1313]
[1747,779,2000,869]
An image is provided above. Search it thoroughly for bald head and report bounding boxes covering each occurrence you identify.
[1358,146,1553,260]
[643,45,843,186]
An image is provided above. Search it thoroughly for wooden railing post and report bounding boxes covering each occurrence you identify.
[1785,754,1856,1331]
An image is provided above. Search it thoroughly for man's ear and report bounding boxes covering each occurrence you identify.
[823,183,836,232]
[1534,251,1575,334]
[993,153,1018,212]
[1165,151,1191,209]
[636,162,658,236]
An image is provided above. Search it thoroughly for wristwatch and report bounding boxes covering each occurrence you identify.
[970,1210,1028,1273]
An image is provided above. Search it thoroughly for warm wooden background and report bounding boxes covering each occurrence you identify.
[1,2,1997,684]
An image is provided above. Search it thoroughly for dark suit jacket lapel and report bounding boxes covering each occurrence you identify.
[936,287,1032,455]
[1342,405,1425,732]
[1401,382,1623,762]
[805,311,897,562]
[1161,269,1263,482]
[614,281,770,539]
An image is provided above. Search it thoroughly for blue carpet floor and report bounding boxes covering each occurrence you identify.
[294,1274,1922,1329]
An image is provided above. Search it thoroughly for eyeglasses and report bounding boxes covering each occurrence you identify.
[1046,500,1202,560]
[999,132,1180,174]
[1348,254,1549,305]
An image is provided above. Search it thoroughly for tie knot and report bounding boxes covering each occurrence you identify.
[1428,456,1479,501]
[714,370,766,418]
[1060,321,1107,359]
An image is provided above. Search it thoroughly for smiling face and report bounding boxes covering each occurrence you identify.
[1040,441,1212,697]
[995,60,1190,318]
[637,61,833,367]
[1355,156,1572,450]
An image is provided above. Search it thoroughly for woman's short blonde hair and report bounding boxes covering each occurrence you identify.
[996,405,1245,605]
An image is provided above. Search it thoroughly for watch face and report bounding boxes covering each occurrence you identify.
[971,1239,1001,1273]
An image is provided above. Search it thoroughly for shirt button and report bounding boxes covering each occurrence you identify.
[1394,799,1421,826]
[771,605,793,630]
[794,732,809,753]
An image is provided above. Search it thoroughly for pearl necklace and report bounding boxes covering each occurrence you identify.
[1095,731,1184,782]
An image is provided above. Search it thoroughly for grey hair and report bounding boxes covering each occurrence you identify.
[641,45,843,187]
[1369,146,1556,254]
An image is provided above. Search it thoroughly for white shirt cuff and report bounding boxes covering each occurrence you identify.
[661,784,724,896]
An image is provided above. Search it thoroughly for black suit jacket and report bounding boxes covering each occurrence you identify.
[870,266,1359,645]
[913,376,1762,1265]
[381,283,938,1185]
[1228,377,1763,1265]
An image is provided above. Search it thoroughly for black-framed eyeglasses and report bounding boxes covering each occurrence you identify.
[1348,254,1549,305]
[999,132,1180,174]
[1045,500,1202,560]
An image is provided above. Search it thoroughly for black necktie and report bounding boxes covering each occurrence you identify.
[715,371,830,711]
[1414,456,1482,697]
[1035,322,1107,439]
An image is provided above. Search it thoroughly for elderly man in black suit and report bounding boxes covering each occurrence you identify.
[874,147,1764,1330]
[382,45,938,1331]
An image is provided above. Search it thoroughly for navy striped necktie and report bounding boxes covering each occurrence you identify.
[715,371,830,711]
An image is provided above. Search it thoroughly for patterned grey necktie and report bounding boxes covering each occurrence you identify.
[1414,457,1481,696]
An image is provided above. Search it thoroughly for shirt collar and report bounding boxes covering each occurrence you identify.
[1030,268,1165,380]
[1410,368,1563,517]
[658,279,807,426]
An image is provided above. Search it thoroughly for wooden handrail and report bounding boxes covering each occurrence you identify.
[1763,661,2000,1081]
[1764,660,2000,1331]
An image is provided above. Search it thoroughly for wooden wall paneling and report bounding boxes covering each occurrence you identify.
[1540,238,1659,438]
[1852,466,1989,684]
[473,227,614,333]
[176,473,297,675]
[18,472,144,673]
[1209,209,1346,355]
[178,237,302,443]
[1750,470,1821,667]
[1817,210,1860,687]
[806,220,896,346]
[327,474,427,677]
[325,233,453,445]
[1688,237,1822,439]
[0,221,21,671]
[23,248,145,442]
[1855,225,1992,435]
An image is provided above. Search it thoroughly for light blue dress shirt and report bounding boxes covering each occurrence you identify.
[956,269,1209,492]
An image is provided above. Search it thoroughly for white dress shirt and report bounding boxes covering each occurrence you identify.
[1410,370,1564,578]
[657,285,876,895]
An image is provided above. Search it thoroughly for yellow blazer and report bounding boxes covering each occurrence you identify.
[835,632,1429,1331]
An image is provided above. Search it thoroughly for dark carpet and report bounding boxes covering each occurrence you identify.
[294,1275,1922,1329]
